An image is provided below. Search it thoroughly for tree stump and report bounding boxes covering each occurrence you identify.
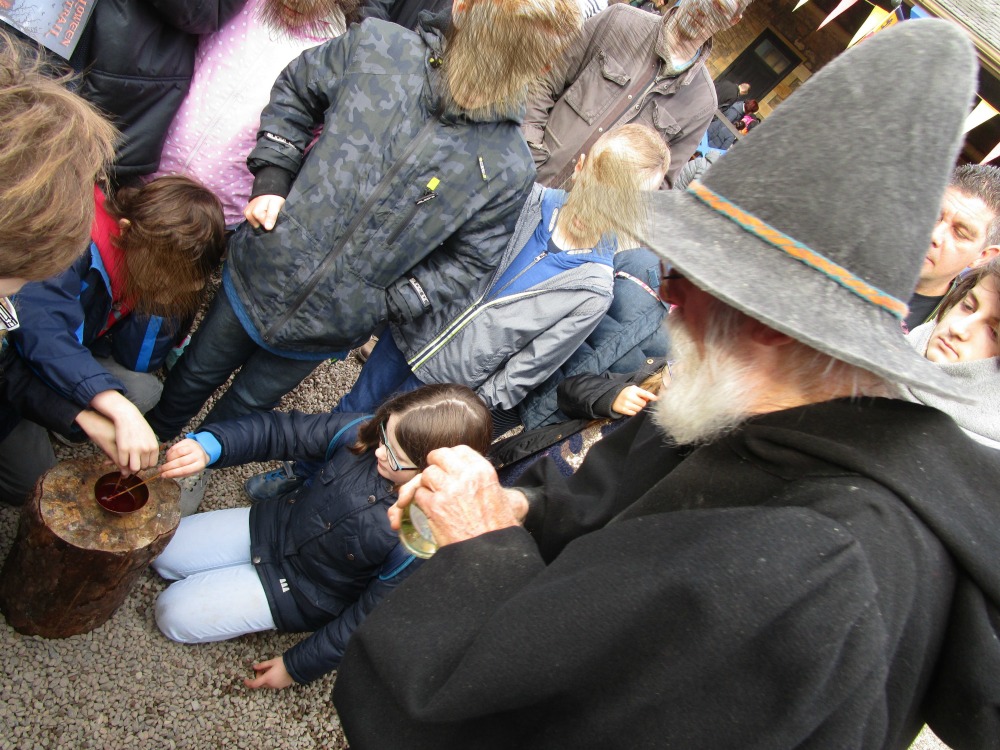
[0,458,180,638]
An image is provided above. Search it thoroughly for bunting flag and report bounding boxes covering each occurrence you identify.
[793,0,810,9]
[965,99,1000,134]
[847,6,889,48]
[982,141,1000,166]
[818,0,861,29]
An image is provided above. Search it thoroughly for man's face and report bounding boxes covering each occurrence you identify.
[920,187,997,296]
[673,0,745,46]
[925,275,1000,363]
[654,273,757,444]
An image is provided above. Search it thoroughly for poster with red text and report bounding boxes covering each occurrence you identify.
[0,0,97,59]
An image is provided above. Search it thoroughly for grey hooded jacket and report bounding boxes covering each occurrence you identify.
[224,15,534,357]
[396,184,615,411]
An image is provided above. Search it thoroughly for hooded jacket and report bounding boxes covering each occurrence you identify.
[223,14,534,357]
[335,398,1000,750]
[10,189,183,407]
[397,184,616,411]
[516,245,669,430]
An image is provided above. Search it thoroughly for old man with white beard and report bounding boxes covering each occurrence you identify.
[333,20,1000,750]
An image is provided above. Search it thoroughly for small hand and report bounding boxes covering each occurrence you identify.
[159,439,209,479]
[244,656,294,690]
[89,391,159,475]
[244,194,285,231]
[611,385,658,417]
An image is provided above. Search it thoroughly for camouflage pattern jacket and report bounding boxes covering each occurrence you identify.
[224,15,535,357]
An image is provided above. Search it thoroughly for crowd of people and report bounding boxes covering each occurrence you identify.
[1,0,999,748]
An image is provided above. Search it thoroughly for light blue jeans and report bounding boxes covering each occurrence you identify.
[153,507,276,643]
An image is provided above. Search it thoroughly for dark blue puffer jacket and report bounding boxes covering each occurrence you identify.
[200,409,420,684]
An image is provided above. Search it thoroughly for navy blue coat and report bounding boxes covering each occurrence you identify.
[202,410,420,684]
[516,247,670,429]
[11,245,183,408]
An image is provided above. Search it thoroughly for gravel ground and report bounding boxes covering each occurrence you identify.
[0,310,953,750]
[0,353,361,750]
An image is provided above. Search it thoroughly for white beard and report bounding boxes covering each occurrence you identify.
[652,313,757,445]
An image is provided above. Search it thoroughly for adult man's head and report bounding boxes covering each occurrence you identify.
[916,164,1000,298]
[0,32,116,293]
[445,0,583,119]
[659,0,751,71]
[643,20,976,444]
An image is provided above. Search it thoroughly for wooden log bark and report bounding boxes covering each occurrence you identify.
[0,458,180,638]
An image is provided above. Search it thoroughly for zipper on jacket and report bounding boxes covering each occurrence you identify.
[263,119,439,343]
[409,252,550,371]
[386,184,439,246]
[486,251,548,301]
[409,287,545,372]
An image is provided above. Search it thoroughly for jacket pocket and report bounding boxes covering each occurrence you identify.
[650,99,682,139]
[564,51,632,125]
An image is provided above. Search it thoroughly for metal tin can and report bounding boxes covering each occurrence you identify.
[398,504,437,558]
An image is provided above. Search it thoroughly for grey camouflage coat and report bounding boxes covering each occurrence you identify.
[224,15,535,356]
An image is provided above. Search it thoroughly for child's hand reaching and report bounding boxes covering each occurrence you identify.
[160,439,210,479]
[244,194,285,231]
[611,385,658,417]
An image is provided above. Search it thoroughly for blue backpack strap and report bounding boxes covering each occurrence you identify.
[324,414,373,463]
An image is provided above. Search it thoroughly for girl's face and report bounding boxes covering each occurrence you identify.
[926,275,1000,363]
[375,414,420,485]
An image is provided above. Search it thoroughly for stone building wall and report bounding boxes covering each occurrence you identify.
[707,0,855,117]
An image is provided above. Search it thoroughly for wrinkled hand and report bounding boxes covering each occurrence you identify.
[611,385,658,417]
[244,656,294,690]
[160,439,209,479]
[89,391,159,475]
[244,194,285,231]
[389,446,527,547]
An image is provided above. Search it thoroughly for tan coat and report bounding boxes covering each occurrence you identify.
[523,4,716,188]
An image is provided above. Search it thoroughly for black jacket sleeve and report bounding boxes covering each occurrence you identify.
[0,349,83,436]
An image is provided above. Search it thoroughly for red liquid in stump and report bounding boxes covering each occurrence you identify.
[94,473,149,514]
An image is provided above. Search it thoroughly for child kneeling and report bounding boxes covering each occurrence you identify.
[153,384,492,689]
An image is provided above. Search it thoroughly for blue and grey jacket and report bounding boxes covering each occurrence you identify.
[196,409,419,684]
[223,13,535,358]
[398,185,616,411]
[516,246,670,429]
[11,245,181,407]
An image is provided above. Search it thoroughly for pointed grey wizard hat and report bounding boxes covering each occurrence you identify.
[643,19,977,398]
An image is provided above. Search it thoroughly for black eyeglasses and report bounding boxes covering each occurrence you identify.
[659,261,684,306]
[379,421,418,471]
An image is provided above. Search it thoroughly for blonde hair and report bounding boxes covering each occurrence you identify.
[0,32,117,281]
[558,124,671,248]
[444,0,583,120]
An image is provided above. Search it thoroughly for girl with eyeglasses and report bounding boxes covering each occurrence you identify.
[151,383,492,690]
